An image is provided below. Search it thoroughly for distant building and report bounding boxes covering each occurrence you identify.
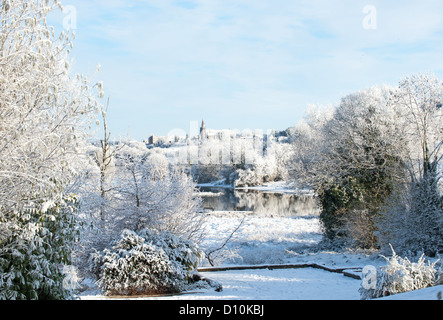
[147,134,178,147]
[200,120,207,141]
[148,135,157,145]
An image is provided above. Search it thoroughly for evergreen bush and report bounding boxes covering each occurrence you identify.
[0,197,79,300]
[94,229,203,296]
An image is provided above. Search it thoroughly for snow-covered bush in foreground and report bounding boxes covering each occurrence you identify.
[138,230,203,276]
[93,230,203,296]
[360,246,440,300]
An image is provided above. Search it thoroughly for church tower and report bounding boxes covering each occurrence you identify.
[200,120,207,140]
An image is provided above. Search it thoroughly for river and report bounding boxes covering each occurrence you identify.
[198,186,319,217]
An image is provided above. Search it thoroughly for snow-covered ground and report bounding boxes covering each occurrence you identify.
[79,211,443,300]
[82,268,361,300]
[200,213,323,266]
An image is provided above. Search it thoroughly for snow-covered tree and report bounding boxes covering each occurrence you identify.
[146,150,169,181]
[292,87,407,247]
[377,74,443,256]
[234,155,283,188]
[67,105,123,275]
[390,74,443,183]
[0,0,101,299]
[94,100,119,223]
[72,135,207,280]
[114,145,205,242]
[232,132,291,187]
[288,104,334,188]
[292,74,443,253]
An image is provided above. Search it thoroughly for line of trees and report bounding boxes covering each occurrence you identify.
[170,130,293,187]
[290,75,443,256]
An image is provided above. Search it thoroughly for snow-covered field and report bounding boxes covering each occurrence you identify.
[200,213,323,266]
[80,211,442,300]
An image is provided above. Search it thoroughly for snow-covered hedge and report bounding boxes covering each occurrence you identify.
[93,229,203,296]
[138,230,203,276]
[360,246,440,300]
[0,197,79,300]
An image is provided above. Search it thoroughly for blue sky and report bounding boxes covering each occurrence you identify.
[49,0,443,140]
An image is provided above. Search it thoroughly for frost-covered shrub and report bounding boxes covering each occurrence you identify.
[234,158,283,188]
[360,246,439,300]
[377,175,443,257]
[95,229,203,296]
[97,230,184,296]
[138,230,204,276]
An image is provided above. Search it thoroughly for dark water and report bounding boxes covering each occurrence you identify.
[198,187,319,217]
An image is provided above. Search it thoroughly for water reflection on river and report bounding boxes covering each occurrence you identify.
[198,187,319,217]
